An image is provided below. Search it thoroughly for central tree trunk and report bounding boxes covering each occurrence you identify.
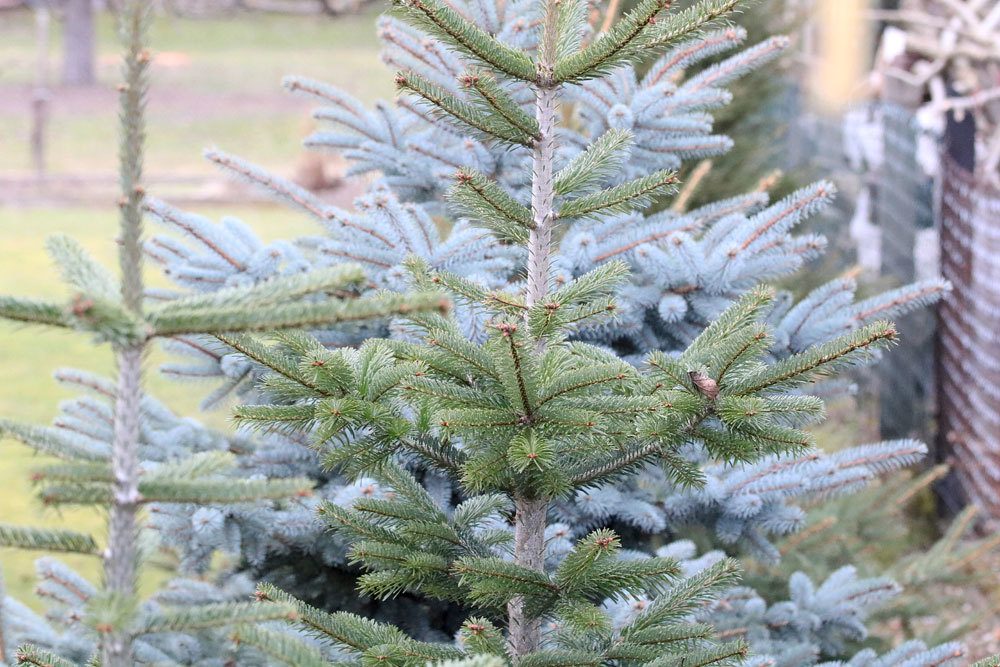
[507,495,549,655]
[102,6,147,663]
[524,82,557,311]
[508,0,559,657]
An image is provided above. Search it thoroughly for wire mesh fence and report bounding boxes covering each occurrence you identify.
[936,153,1000,517]
[783,96,1000,516]
[787,101,939,441]
[873,105,938,444]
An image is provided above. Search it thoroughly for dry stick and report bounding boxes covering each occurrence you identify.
[670,159,713,213]
[778,515,837,556]
[599,0,623,34]
[756,168,783,193]
[102,4,148,666]
[507,0,560,656]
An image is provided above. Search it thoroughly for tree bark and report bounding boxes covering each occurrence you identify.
[524,83,557,312]
[101,344,144,667]
[62,0,96,86]
[506,496,548,655]
[507,0,559,657]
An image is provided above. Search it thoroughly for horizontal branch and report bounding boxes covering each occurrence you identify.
[151,265,366,316]
[396,72,536,146]
[448,169,534,243]
[392,0,537,81]
[0,296,71,329]
[558,170,678,219]
[0,524,98,555]
[137,602,297,635]
[149,292,450,336]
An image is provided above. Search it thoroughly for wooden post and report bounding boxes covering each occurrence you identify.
[31,4,52,181]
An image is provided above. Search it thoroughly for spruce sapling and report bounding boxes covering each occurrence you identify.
[212,1,953,663]
[0,3,445,664]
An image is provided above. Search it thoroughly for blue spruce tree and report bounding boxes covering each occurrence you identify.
[2,0,988,665]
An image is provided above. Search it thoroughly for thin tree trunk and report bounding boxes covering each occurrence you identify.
[101,5,148,665]
[102,344,143,667]
[507,496,548,655]
[507,0,560,657]
[63,0,97,86]
[524,82,558,312]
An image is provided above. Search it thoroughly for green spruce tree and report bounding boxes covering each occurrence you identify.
[5,1,995,664]
[212,0,934,663]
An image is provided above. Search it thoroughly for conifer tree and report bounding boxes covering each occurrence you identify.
[119,0,983,664]
[0,3,444,665]
[2,0,987,665]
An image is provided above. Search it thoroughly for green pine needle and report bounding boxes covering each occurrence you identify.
[0,296,71,329]
[448,168,534,244]
[391,0,537,81]
[15,645,79,667]
[0,419,108,461]
[138,602,298,635]
[230,625,329,667]
[558,170,679,220]
[554,0,670,82]
[554,129,635,196]
[396,72,536,147]
[151,264,365,317]
[462,70,540,138]
[45,234,120,303]
[0,525,98,555]
[149,291,449,336]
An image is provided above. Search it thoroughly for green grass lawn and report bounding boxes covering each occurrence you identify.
[0,7,389,91]
[0,7,393,174]
[0,203,317,607]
